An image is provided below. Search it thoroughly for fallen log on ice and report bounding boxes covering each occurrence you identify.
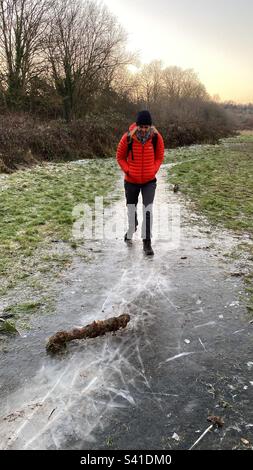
[46,314,130,354]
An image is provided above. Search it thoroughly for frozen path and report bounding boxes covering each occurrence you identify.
[0,165,252,450]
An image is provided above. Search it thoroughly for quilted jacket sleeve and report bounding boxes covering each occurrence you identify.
[154,132,165,174]
[116,133,129,174]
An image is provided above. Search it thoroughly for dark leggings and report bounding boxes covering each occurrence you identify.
[124,178,157,240]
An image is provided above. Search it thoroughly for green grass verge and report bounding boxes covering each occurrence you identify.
[166,132,253,312]
[0,159,118,298]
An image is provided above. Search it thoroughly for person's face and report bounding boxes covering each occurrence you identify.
[138,125,150,136]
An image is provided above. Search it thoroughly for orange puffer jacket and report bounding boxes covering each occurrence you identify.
[116,123,165,184]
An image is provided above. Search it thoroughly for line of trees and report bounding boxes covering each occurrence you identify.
[0,0,132,120]
[223,102,253,129]
[0,0,236,172]
[112,60,235,146]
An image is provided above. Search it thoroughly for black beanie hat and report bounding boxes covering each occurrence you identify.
[136,110,152,126]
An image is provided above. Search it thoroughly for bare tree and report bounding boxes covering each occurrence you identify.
[0,0,51,107]
[110,65,139,102]
[136,60,164,107]
[162,66,208,101]
[46,0,132,121]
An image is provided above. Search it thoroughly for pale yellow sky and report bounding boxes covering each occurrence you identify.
[103,0,253,103]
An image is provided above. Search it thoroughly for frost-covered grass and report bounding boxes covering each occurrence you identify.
[0,159,118,296]
[166,132,253,312]
[166,133,253,233]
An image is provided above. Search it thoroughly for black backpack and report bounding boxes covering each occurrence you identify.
[127,131,158,160]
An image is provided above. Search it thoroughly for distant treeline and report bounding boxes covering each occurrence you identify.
[0,0,236,172]
[222,102,253,130]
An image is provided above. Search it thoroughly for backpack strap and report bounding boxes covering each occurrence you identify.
[152,133,158,154]
[127,131,134,160]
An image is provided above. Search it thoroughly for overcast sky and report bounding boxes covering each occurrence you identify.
[103,0,253,103]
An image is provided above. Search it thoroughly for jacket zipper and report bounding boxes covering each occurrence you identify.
[141,143,144,183]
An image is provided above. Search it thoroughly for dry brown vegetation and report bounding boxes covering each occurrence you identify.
[0,1,236,171]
